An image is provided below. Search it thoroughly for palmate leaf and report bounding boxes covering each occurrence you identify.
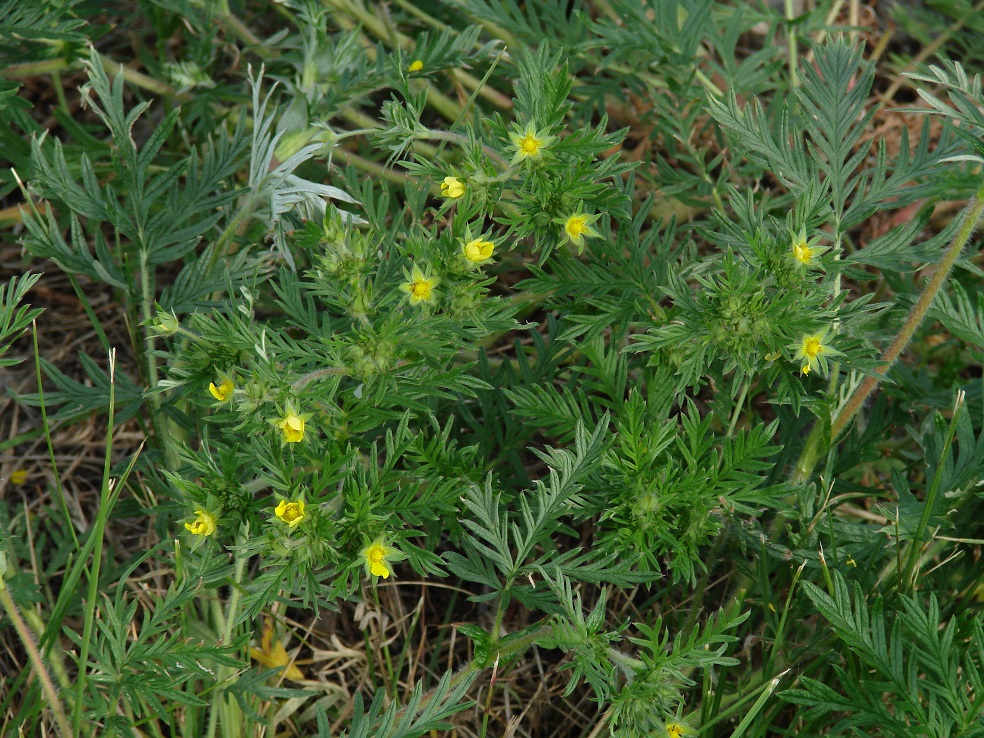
[706,86,813,192]
[535,575,622,702]
[505,383,594,444]
[450,0,586,54]
[396,24,499,75]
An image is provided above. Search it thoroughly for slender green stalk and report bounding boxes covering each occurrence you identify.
[371,586,395,697]
[784,0,799,89]
[0,583,71,738]
[726,381,750,438]
[205,526,249,738]
[138,250,180,470]
[73,349,119,737]
[899,391,964,593]
[725,671,789,738]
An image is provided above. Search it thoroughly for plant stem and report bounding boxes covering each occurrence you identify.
[138,250,181,470]
[899,391,964,594]
[0,583,71,738]
[73,349,118,737]
[784,0,799,89]
[205,525,249,738]
[796,180,984,481]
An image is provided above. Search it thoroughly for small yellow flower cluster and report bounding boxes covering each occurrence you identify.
[250,618,305,681]
[792,239,813,265]
[278,413,305,443]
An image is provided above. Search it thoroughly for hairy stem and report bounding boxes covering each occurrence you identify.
[796,181,984,481]
[0,584,71,737]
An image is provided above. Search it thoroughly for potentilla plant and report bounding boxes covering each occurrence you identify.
[5,0,984,735]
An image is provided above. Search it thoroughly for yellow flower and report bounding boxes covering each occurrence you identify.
[792,328,841,377]
[400,265,440,306]
[10,469,28,485]
[250,617,305,681]
[184,509,216,537]
[277,413,306,443]
[508,122,555,166]
[463,238,495,264]
[275,499,306,528]
[360,538,398,579]
[441,176,466,199]
[208,378,234,402]
[408,59,424,72]
[792,238,813,265]
[555,207,601,250]
[666,723,688,738]
[789,228,826,268]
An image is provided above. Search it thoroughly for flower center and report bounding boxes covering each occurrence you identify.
[519,134,541,155]
[410,280,431,298]
[567,216,587,237]
[794,242,812,263]
[804,337,822,358]
[282,504,301,522]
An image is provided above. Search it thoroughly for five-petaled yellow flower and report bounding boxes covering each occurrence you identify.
[275,499,306,528]
[408,59,424,72]
[792,238,813,265]
[792,328,842,376]
[790,227,826,268]
[441,176,466,198]
[508,122,555,166]
[401,265,440,306]
[666,723,687,738]
[184,509,216,537]
[555,207,601,250]
[360,538,400,580]
[208,377,234,402]
[278,413,306,443]
[10,469,27,485]
[463,237,495,264]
